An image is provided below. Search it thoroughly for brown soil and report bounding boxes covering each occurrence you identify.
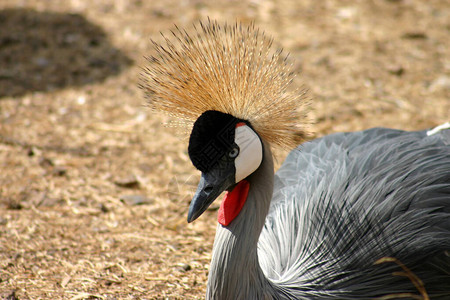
[0,0,448,299]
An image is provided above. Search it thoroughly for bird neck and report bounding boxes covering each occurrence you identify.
[207,141,276,299]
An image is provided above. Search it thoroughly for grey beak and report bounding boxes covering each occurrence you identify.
[187,166,235,223]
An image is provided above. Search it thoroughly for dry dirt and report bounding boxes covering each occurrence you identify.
[0,0,448,299]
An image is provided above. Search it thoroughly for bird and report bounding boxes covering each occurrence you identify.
[141,20,450,299]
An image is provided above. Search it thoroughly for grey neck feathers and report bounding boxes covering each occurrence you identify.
[207,140,277,300]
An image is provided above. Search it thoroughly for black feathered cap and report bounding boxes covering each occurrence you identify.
[188,110,243,172]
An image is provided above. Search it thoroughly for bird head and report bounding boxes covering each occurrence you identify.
[186,110,263,222]
[140,20,310,223]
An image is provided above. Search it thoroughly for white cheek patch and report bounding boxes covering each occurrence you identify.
[234,124,263,183]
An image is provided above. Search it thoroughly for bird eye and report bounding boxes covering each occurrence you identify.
[228,147,239,158]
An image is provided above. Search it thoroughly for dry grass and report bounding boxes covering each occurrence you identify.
[0,0,448,299]
[375,257,429,300]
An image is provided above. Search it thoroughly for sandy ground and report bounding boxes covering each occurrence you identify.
[0,0,448,299]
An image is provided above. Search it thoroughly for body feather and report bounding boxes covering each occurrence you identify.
[258,127,450,299]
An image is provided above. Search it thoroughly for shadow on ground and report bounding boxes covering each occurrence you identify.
[0,8,133,98]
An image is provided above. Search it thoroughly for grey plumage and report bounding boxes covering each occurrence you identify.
[209,127,450,299]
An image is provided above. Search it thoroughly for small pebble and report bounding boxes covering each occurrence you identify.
[177,263,192,272]
[52,166,67,176]
[402,31,427,39]
[77,96,86,105]
[114,175,140,188]
[34,57,50,67]
[120,194,152,206]
[39,157,54,168]
[387,65,404,76]
[99,203,110,213]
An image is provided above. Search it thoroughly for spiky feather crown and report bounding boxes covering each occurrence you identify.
[141,20,309,150]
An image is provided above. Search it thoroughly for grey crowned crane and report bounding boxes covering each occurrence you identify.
[141,21,450,299]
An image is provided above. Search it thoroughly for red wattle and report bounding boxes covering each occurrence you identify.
[218,180,250,226]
